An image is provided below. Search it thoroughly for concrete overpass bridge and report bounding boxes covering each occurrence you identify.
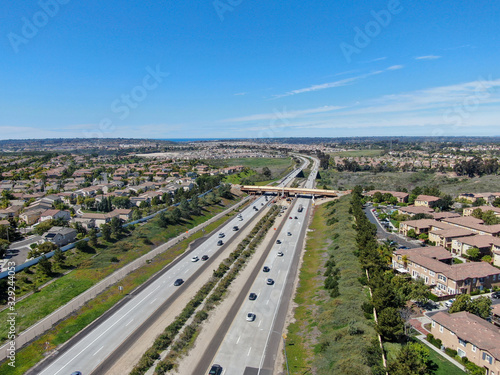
[240,185,347,198]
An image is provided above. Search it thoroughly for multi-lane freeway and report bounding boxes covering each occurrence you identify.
[194,156,320,375]
[32,158,309,375]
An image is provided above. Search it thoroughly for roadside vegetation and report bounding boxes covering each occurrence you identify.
[0,198,248,375]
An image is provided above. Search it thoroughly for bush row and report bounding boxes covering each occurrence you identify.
[130,204,280,375]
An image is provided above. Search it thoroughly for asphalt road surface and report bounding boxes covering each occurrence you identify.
[197,157,319,375]
[32,161,307,375]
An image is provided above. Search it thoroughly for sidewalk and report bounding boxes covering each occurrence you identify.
[415,334,466,371]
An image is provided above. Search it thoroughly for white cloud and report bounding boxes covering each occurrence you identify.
[415,55,442,60]
[273,65,402,98]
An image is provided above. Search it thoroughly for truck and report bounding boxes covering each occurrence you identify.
[297,204,303,212]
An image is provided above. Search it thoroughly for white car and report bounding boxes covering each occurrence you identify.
[191,256,199,262]
[277,251,284,257]
[444,299,455,308]
[246,312,256,322]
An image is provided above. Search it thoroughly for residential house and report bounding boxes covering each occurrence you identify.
[428,228,476,249]
[441,216,500,236]
[397,206,435,216]
[20,208,45,225]
[451,235,500,258]
[71,217,96,230]
[391,247,500,295]
[40,209,71,222]
[364,190,409,203]
[492,304,500,328]
[431,311,500,375]
[399,219,454,236]
[463,206,500,217]
[42,226,77,247]
[458,192,497,204]
[414,194,442,208]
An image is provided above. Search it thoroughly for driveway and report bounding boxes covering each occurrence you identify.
[4,235,43,266]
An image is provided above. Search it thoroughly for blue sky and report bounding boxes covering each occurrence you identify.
[1,0,500,139]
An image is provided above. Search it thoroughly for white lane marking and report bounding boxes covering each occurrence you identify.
[44,283,163,375]
[184,268,189,274]
[258,320,262,327]
[93,346,104,356]
[266,299,269,305]
[150,298,157,305]
[248,347,252,356]
[236,336,241,344]
[125,319,134,327]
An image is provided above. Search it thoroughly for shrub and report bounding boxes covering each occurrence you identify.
[445,347,457,357]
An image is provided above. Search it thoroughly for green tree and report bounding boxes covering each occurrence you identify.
[449,294,472,313]
[101,224,111,241]
[110,217,122,236]
[262,166,272,178]
[469,296,492,319]
[88,228,98,247]
[409,278,429,305]
[53,247,66,267]
[37,255,52,276]
[376,307,404,342]
[189,196,201,216]
[388,342,435,375]
[482,210,500,225]
[493,197,500,208]
[0,239,9,258]
[171,207,182,223]
[179,199,191,219]
[466,247,481,261]
[407,229,417,239]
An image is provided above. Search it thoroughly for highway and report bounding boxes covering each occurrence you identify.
[198,156,319,375]
[32,159,307,375]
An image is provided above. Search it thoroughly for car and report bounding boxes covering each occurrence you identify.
[217,240,223,246]
[174,279,184,286]
[261,203,264,206]
[278,214,282,217]
[287,232,292,236]
[249,292,257,300]
[266,278,274,285]
[276,239,282,244]
[277,251,284,257]
[201,255,209,261]
[263,266,270,272]
[233,226,239,231]
[492,291,500,299]
[246,312,256,321]
[208,364,223,375]
[444,299,455,308]
[289,216,292,219]
[218,232,225,238]
[294,216,298,219]
[71,372,82,375]
[191,256,199,262]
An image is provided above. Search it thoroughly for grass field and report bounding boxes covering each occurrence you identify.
[318,170,500,195]
[0,200,245,375]
[285,204,329,372]
[213,157,294,185]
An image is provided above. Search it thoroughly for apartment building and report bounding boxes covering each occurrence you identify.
[399,219,454,236]
[414,194,442,208]
[463,206,500,217]
[431,311,500,375]
[441,216,500,236]
[364,190,409,203]
[392,247,500,295]
[451,235,500,258]
[428,228,475,249]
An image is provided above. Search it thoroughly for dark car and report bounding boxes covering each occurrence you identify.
[276,239,282,244]
[266,278,274,285]
[263,266,270,272]
[249,292,257,300]
[246,312,256,321]
[209,364,223,375]
[201,255,209,261]
[492,291,500,299]
[233,226,239,231]
[294,216,298,219]
[217,240,223,246]
[71,372,82,375]
[174,278,184,286]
